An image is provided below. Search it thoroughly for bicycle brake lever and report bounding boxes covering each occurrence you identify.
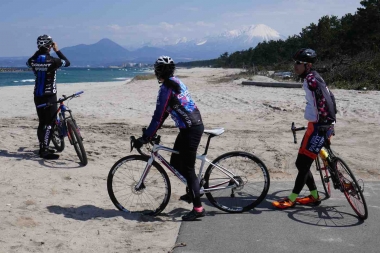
[291,122,297,144]
[130,136,135,152]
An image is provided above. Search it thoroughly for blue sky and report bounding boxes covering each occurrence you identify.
[0,0,362,57]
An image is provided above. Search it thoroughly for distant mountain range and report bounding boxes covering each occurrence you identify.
[0,24,284,67]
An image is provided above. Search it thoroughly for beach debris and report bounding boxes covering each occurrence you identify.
[168,242,187,253]
[262,103,286,111]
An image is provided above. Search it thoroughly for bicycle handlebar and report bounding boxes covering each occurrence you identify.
[291,122,307,144]
[36,91,84,109]
[130,128,161,156]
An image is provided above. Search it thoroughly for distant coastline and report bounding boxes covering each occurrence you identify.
[0,67,149,87]
[0,67,31,73]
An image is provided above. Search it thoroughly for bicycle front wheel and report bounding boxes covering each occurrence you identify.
[316,156,331,199]
[51,124,65,152]
[204,151,270,213]
[67,119,88,166]
[107,155,171,216]
[334,157,368,220]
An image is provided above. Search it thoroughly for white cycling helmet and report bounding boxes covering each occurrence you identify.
[154,56,175,81]
[37,35,53,49]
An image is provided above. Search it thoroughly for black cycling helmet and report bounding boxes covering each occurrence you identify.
[37,35,53,49]
[292,48,317,64]
[154,56,175,81]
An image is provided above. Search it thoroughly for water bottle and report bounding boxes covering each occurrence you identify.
[319,147,329,160]
[319,147,330,166]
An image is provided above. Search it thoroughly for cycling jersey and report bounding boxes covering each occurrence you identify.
[303,71,336,124]
[144,77,203,140]
[26,50,70,97]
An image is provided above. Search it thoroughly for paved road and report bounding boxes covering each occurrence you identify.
[174,181,380,253]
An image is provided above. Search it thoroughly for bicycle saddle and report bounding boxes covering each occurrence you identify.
[204,128,225,136]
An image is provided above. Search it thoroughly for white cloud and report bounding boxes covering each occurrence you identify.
[195,21,215,28]
[159,22,174,30]
[107,24,122,31]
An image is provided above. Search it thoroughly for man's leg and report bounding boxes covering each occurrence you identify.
[273,123,320,209]
[293,153,316,194]
[37,95,59,159]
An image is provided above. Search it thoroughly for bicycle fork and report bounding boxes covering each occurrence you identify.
[134,155,155,191]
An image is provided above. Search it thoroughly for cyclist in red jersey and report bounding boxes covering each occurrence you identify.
[273,48,337,209]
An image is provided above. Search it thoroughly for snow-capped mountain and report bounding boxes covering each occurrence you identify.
[135,24,280,45]
[224,24,281,41]
[162,24,284,60]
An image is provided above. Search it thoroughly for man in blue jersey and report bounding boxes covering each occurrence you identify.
[27,35,71,159]
[134,56,205,221]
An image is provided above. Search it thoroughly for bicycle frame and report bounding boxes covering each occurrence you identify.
[134,142,241,194]
[37,92,83,129]
[37,91,84,142]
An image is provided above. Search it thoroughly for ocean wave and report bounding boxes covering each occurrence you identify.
[113,77,131,80]
[13,79,35,83]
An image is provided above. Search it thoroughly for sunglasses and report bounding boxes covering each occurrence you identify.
[294,60,308,65]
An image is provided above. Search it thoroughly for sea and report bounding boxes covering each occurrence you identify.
[0,67,152,87]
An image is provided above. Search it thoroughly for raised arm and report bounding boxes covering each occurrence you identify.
[53,42,70,67]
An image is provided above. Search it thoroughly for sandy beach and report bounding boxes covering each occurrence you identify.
[0,67,379,252]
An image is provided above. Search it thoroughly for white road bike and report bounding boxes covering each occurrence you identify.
[107,128,270,216]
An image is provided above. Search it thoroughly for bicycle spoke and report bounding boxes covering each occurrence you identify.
[334,157,368,220]
[205,152,269,213]
[108,156,171,215]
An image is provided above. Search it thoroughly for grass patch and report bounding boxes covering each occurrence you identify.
[208,71,253,84]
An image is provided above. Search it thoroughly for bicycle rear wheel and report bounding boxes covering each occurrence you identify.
[334,157,368,220]
[316,156,331,199]
[204,151,270,213]
[67,119,88,166]
[51,124,65,152]
[107,155,171,216]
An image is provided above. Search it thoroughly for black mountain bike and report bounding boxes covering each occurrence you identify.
[37,91,87,166]
[291,122,368,220]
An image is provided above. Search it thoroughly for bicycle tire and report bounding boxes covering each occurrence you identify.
[204,151,270,213]
[67,119,88,166]
[51,124,65,152]
[316,155,331,199]
[334,157,368,220]
[107,155,171,216]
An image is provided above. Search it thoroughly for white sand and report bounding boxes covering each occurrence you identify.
[0,68,379,252]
